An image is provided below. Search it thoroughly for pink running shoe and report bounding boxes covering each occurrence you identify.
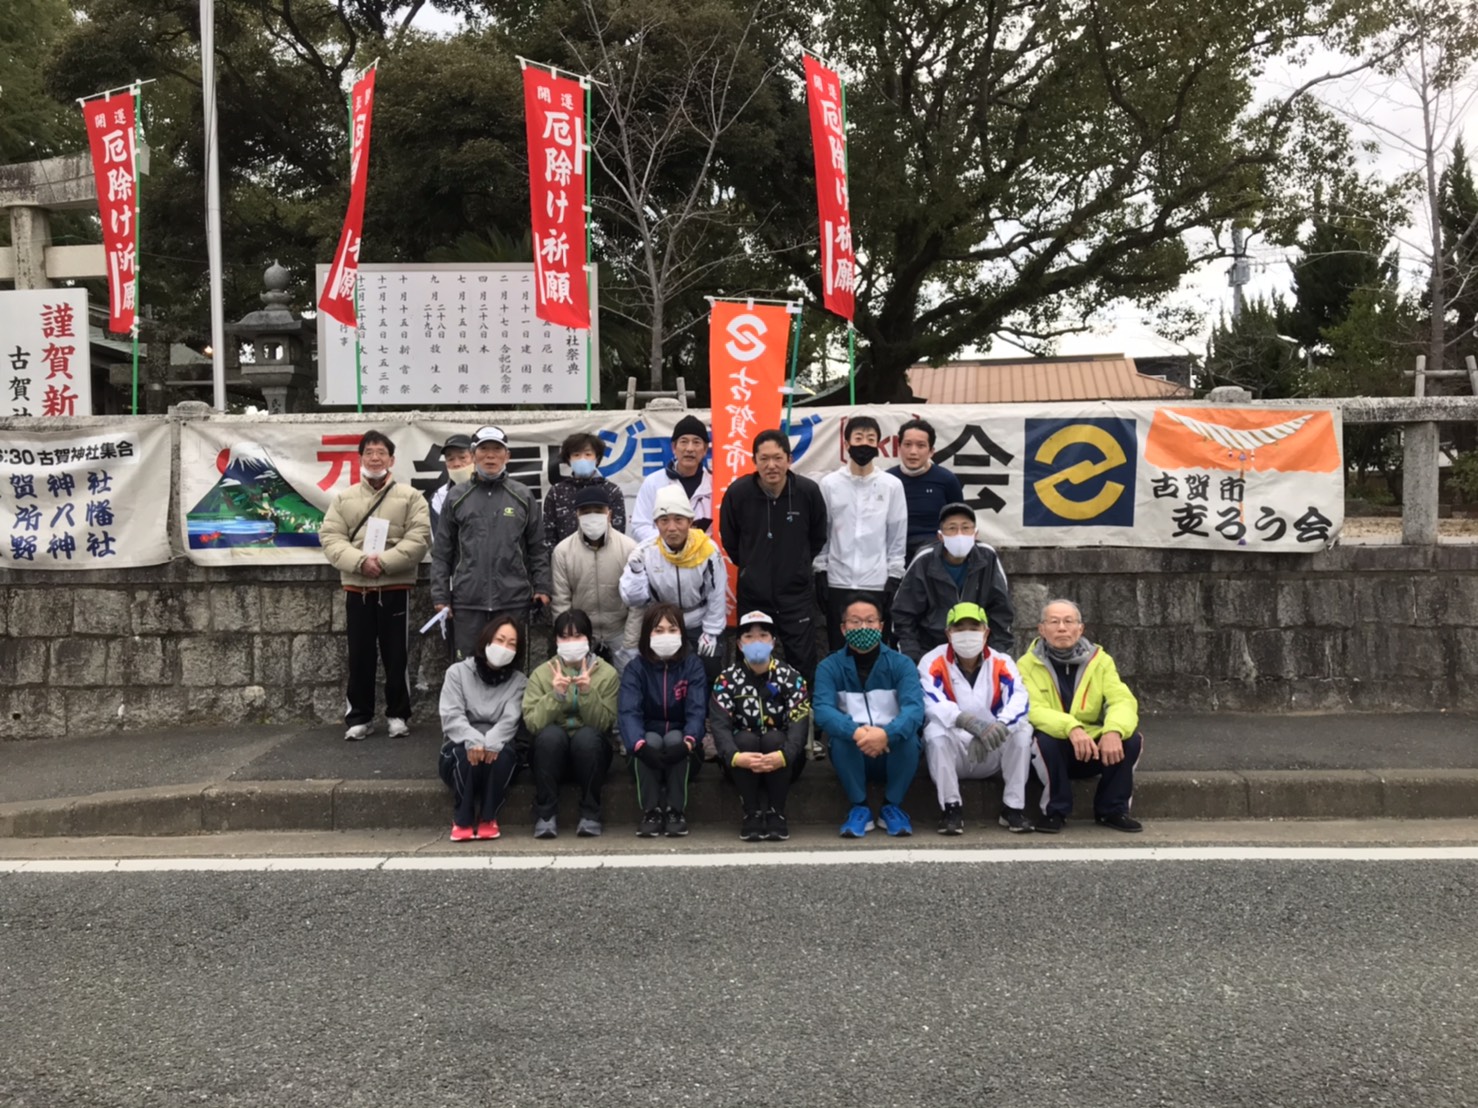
[475,820,500,840]
[449,823,475,842]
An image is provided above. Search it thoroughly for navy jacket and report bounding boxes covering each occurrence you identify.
[617,653,709,752]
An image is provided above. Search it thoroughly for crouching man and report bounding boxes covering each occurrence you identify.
[1018,599,1143,833]
[918,602,1035,834]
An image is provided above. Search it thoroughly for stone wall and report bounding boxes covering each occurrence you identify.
[2,544,1473,739]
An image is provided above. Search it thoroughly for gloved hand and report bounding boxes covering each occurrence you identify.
[967,721,1010,763]
[632,740,664,769]
[697,633,719,657]
[955,711,990,739]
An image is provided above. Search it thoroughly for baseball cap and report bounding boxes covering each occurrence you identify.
[441,433,473,454]
[939,501,976,525]
[736,610,774,632]
[472,425,508,448]
[946,601,989,627]
[574,485,611,510]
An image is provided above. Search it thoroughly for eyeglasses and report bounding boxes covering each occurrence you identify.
[1042,618,1081,627]
[842,618,882,628]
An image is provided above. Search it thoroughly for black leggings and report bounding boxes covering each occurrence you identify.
[726,729,805,815]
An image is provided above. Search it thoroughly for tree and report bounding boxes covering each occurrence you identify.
[0,0,79,164]
[1200,296,1305,400]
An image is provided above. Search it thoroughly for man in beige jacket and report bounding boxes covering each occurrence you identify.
[319,430,432,740]
[551,485,641,671]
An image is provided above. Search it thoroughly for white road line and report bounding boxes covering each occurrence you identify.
[2,846,1478,873]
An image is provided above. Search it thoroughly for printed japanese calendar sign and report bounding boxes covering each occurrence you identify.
[315,263,598,407]
[0,290,93,417]
[0,422,170,568]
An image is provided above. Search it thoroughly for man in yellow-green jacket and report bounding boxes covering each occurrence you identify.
[1017,598,1143,834]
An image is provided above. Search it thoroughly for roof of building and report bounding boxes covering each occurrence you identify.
[907,354,1193,404]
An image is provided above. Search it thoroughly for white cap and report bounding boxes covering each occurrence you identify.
[736,610,774,629]
[652,484,695,520]
[472,424,508,448]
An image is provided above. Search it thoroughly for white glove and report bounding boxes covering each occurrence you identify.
[697,633,719,657]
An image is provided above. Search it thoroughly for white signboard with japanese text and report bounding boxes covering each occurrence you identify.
[315,263,598,407]
[1,290,93,417]
[178,402,1343,565]
[0,421,170,568]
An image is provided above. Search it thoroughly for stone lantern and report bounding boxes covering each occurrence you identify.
[227,261,316,413]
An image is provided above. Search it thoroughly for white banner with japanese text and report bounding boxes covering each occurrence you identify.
[0,422,170,568]
[1,290,93,417]
[177,402,1342,565]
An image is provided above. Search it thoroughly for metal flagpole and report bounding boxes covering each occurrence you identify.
[129,84,143,414]
[347,87,363,414]
[783,304,803,433]
[840,75,856,405]
[583,76,593,412]
[201,0,227,411]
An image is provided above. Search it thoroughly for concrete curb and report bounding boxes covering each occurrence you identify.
[4,769,1478,838]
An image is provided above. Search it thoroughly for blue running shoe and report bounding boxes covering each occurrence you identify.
[840,804,875,838]
[880,804,913,837]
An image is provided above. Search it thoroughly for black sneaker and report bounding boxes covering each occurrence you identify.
[1096,812,1143,833]
[740,811,765,842]
[765,809,790,842]
[665,809,689,837]
[998,806,1034,833]
[637,809,664,838]
[938,803,965,835]
[1035,812,1065,834]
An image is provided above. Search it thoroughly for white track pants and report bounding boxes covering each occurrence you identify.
[924,719,1037,810]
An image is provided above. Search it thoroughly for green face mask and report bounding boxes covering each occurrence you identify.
[844,627,882,652]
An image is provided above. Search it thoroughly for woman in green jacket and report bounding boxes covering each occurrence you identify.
[522,608,621,839]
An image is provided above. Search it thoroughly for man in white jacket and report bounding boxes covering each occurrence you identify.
[816,414,908,650]
[620,484,727,678]
[552,485,642,671]
[917,601,1036,834]
[631,415,713,542]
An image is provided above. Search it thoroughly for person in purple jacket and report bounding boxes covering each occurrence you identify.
[618,602,709,838]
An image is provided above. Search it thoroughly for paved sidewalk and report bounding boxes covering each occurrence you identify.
[1,713,1476,837]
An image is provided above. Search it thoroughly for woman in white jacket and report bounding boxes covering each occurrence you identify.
[438,614,529,842]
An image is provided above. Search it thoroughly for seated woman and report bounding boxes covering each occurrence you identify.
[438,614,528,842]
[522,608,620,839]
[618,602,708,838]
[709,610,811,842]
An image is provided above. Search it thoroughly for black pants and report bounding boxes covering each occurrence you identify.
[532,724,613,820]
[632,729,693,813]
[452,606,531,671]
[449,742,519,828]
[344,588,411,726]
[726,729,806,815]
[824,586,888,652]
[1035,731,1143,818]
[770,604,819,693]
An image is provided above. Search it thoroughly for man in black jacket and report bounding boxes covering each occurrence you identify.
[715,428,829,689]
[892,502,1014,661]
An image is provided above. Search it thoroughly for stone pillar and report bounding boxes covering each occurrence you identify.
[9,206,52,289]
[1402,421,1440,545]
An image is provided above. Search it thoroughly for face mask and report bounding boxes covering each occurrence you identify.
[950,630,985,660]
[899,460,930,477]
[484,642,516,668]
[362,466,387,481]
[941,533,976,559]
[848,444,880,468]
[650,632,683,659]
[447,464,474,485]
[557,639,589,664]
[740,640,774,665]
[570,458,598,478]
[578,513,608,541]
[844,627,882,652]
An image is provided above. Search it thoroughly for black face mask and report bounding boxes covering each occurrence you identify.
[848,444,880,467]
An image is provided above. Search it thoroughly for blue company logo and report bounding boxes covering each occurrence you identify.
[1023,418,1137,527]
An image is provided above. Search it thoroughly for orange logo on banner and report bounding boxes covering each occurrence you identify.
[709,300,792,622]
[1144,408,1340,473]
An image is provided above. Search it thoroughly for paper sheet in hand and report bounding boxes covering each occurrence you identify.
[362,516,389,555]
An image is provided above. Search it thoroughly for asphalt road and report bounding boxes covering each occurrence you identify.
[2,860,1475,1107]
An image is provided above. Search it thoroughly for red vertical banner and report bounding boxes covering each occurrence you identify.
[81,93,139,334]
[318,68,377,328]
[523,66,590,330]
[804,55,856,322]
[709,301,793,620]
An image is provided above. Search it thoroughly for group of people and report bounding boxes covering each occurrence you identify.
[318,417,1144,841]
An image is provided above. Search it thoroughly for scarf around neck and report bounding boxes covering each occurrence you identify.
[658,528,717,570]
[1037,636,1096,666]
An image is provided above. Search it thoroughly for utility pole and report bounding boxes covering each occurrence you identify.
[1228,225,1250,324]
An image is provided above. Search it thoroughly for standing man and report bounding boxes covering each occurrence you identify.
[428,432,474,543]
[551,486,642,670]
[815,415,908,650]
[620,485,727,679]
[542,430,627,555]
[888,418,965,562]
[319,430,432,741]
[716,428,828,690]
[631,415,713,541]
[431,424,551,664]
[893,502,1015,661]
[917,602,1034,834]
[1018,599,1144,833]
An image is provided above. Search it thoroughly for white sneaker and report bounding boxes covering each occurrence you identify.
[344,723,372,741]
[386,717,410,738]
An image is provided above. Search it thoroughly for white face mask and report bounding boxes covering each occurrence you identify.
[557,639,589,664]
[950,630,985,660]
[650,632,683,659]
[447,464,475,485]
[484,642,516,668]
[362,466,388,481]
[941,533,976,559]
[578,513,608,541]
